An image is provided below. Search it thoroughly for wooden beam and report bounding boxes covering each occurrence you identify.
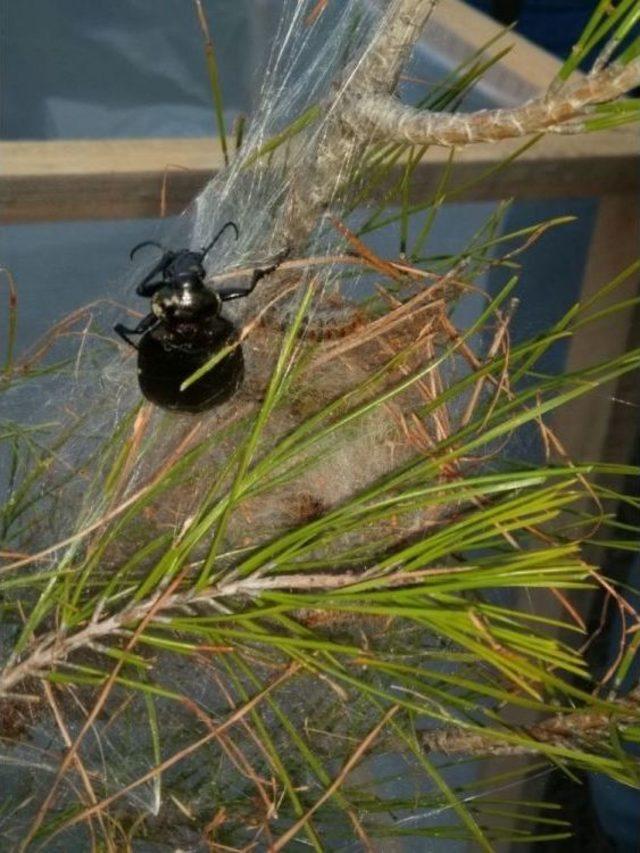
[0,139,224,224]
[553,193,640,467]
[403,129,639,202]
[1,129,637,224]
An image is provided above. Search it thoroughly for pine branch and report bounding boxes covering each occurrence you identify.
[280,0,443,248]
[349,58,640,145]
[0,567,456,697]
[421,689,640,757]
[279,0,640,249]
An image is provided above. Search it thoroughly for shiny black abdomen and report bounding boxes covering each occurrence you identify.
[137,316,244,413]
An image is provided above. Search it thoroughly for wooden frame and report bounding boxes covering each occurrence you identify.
[0,0,637,225]
[1,129,637,224]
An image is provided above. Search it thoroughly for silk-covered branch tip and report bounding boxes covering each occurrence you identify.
[346,58,640,147]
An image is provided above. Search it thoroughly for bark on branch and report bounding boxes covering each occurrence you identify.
[0,567,452,697]
[349,59,640,146]
[421,692,640,757]
[279,0,640,250]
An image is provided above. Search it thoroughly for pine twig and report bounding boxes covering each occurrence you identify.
[279,0,640,250]
[0,567,459,698]
[421,691,640,757]
[349,58,640,146]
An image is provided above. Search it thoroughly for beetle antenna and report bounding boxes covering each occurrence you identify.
[202,221,239,258]
[130,240,166,261]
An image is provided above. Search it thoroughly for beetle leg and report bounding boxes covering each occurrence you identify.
[217,248,290,302]
[114,312,158,349]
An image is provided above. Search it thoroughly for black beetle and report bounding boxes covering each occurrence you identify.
[115,222,282,413]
